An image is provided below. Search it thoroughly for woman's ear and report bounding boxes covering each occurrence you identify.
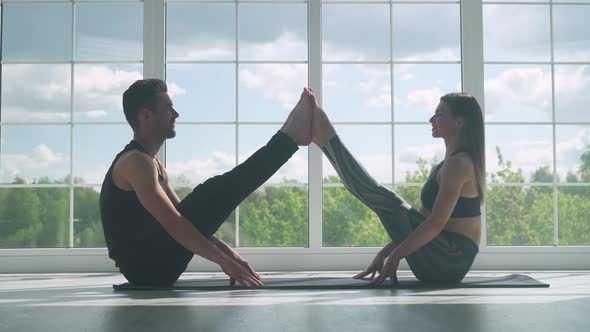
[456,116,465,128]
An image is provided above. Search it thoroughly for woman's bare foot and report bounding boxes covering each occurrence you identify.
[280,89,314,146]
[311,102,336,149]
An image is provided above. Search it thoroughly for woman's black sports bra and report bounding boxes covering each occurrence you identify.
[420,151,481,218]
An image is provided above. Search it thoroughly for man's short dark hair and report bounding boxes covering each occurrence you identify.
[122,79,168,129]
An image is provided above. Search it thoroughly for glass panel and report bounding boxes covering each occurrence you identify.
[239,3,307,61]
[486,125,553,184]
[323,125,392,185]
[0,187,69,248]
[2,3,72,61]
[73,125,130,185]
[486,186,554,246]
[238,64,308,122]
[73,64,142,122]
[75,3,143,61]
[553,5,590,62]
[393,64,461,122]
[166,64,235,122]
[166,125,236,186]
[556,125,590,183]
[74,186,105,248]
[239,124,307,247]
[554,0,590,3]
[239,125,308,185]
[483,5,551,62]
[323,64,391,122]
[322,186,389,247]
[0,126,70,184]
[555,65,590,123]
[167,3,235,61]
[323,4,390,61]
[1,64,70,123]
[558,187,590,245]
[239,186,308,247]
[484,65,552,123]
[392,4,460,61]
[394,185,423,211]
[394,125,444,184]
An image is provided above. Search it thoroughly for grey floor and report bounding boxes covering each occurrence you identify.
[0,271,589,332]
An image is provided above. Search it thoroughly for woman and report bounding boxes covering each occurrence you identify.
[310,91,485,285]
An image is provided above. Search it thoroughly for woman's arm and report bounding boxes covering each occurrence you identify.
[391,156,472,260]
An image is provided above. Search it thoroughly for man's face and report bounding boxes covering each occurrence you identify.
[151,92,179,139]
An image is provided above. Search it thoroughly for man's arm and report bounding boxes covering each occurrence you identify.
[120,152,261,286]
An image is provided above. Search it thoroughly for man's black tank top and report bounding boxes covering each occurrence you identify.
[99,140,172,267]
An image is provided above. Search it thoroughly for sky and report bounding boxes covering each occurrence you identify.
[1,1,589,187]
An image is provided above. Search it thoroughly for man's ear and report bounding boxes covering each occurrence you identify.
[137,108,152,124]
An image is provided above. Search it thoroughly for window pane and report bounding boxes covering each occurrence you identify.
[558,187,590,246]
[323,64,391,122]
[166,64,235,122]
[74,64,142,122]
[2,3,72,61]
[323,125,392,185]
[166,125,236,186]
[555,65,590,123]
[394,125,444,184]
[73,125,130,185]
[486,125,553,184]
[486,186,553,246]
[483,5,551,62]
[0,126,70,184]
[75,3,142,61]
[239,186,308,247]
[167,3,235,61]
[323,4,390,61]
[0,187,70,248]
[1,65,70,123]
[484,65,552,123]
[239,4,307,61]
[556,125,590,183]
[239,125,308,185]
[238,64,308,122]
[393,4,460,61]
[322,186,389,247]
[394,64,461,122]
[74,186,105,248]
[239,125,307,247]
[553,5,590,62]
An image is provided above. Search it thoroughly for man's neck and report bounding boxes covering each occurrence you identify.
[132,133,163,159]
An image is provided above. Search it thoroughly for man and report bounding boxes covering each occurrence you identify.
[100,79,313,286]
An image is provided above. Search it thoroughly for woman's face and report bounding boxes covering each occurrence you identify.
[429,101,463,138]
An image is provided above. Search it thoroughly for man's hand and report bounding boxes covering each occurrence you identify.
[211,236,262,287]
[219,256,263,287]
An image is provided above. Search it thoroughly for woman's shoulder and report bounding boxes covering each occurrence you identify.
[443,153,474,177]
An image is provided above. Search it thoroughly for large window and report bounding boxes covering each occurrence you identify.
[483,0,590,246]
[0,0,589,266]
[0,1,143,248]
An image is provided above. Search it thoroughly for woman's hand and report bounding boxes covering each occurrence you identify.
[353,251,386,280]
[369,251,401,286]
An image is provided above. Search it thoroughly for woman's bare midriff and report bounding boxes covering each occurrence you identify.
[418,206,481,247]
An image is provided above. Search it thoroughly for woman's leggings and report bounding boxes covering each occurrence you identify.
[323,135,478,283]
[122,131,298,286]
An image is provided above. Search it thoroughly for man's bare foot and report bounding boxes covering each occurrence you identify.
[311,103,336,149]
[280,89,314,146]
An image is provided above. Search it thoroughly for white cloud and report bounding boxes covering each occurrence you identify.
[240,31,306,61]
[400,87,445,115]
[239,64,307,111]
[0,144,65,183]
[484,67,552,118]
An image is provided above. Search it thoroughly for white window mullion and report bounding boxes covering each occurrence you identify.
[144,0,166,162]
[460,0,486,247]
[308,0,322,250]
[69,1,76,248]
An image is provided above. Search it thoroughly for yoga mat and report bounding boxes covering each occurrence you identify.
[113,273,549,290]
